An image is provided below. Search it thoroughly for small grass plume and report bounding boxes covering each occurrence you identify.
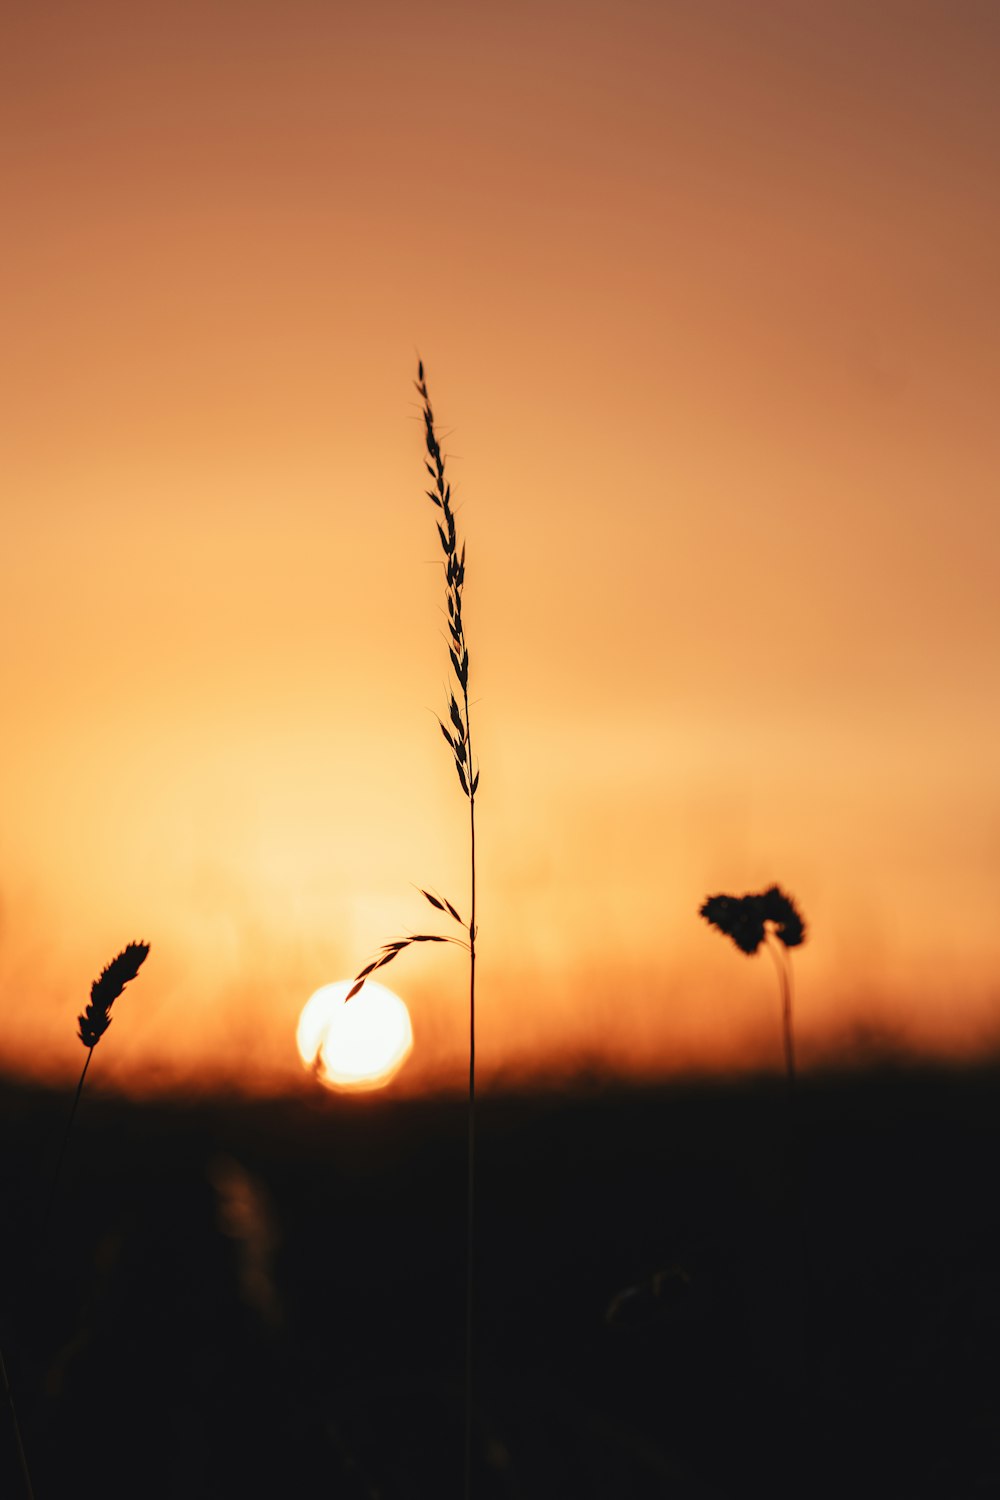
[77,941,150,1049]
[700,887,805,1088]
[47,941,151,1229]
[4,940,150,1500]
[347,361,479,1495]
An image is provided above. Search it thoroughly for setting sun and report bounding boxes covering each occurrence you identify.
[296,980,414,1092]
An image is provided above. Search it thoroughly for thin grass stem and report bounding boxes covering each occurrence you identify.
[1,1346,35,1500]
[39,1046,94,1252]
[464,691,476,1500]
[5,1043,97,1500]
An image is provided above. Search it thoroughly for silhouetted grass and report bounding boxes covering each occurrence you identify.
[700,886,805,1092]
[45,942,150,1234]
[2,941,149,1500]
[699,887,812,1397]
[348,362,480,1495]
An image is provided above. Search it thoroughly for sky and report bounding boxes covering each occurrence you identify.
[1,0,998,1096]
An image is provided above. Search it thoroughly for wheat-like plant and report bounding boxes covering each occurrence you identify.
[347,361,479,1495]
[76,941,151,1050]
[3,940,150,1500]
[44,941,151,1239]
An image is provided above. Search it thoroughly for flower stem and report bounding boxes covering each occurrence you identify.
[765,934,796,1097]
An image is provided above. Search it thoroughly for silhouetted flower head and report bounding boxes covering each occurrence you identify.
[77,941,150,1049]
[759,885,805,947]
[699,888,806,955]
[699,895,765,954]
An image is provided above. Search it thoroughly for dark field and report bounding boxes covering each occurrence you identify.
[2,1066,999,1498]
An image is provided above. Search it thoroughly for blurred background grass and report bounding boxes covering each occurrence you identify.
[2,1065,999,1497]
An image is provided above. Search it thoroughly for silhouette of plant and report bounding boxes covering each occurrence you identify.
[347,362,479,1496]
[77,941,150,1049]
[3,940,150,1500]
[700,887,805,1088]
[46,942,151,1232]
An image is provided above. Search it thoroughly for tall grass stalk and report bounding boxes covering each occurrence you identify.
[347,362,479,1495]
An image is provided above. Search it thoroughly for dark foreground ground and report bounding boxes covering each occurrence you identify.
[1,1065,999,1499]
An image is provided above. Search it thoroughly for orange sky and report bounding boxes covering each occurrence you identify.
[2,0,998,1095]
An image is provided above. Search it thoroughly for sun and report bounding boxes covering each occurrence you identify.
[296,979,414,1092]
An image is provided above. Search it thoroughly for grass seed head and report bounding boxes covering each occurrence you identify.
[77,940,150,1048]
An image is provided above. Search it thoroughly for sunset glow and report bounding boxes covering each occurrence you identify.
[296,981,414,1091]
[0,1,997,1097]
